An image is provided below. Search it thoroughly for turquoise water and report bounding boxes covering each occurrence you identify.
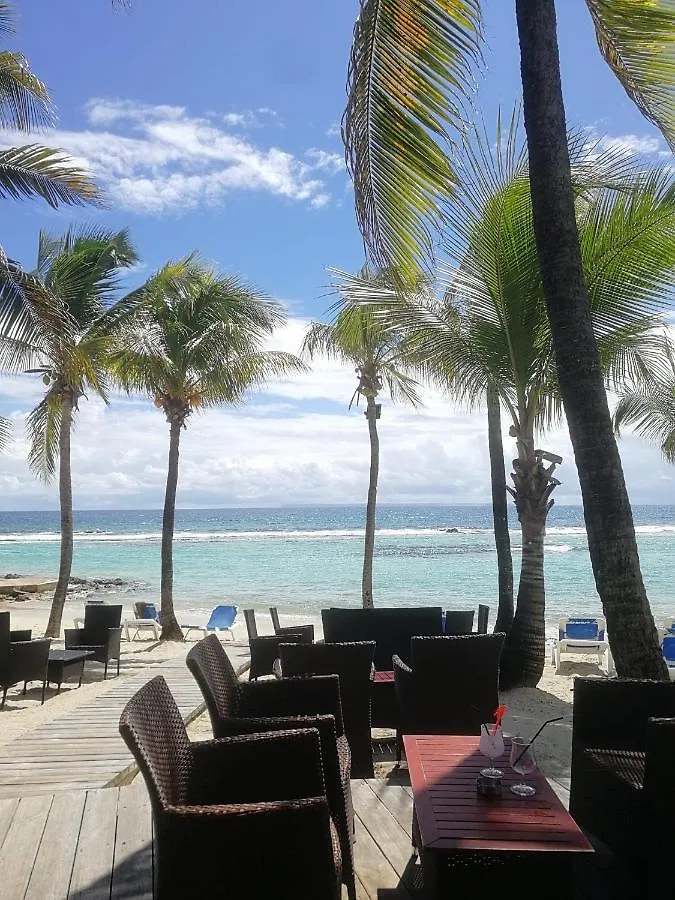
[1,505,674,634]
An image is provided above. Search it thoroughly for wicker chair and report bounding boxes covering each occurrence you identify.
[279,640,376,779]
[186,635,355,900]
[269,607,316,641]
[119,675,342,899]
[443,609,475,634]
[243,608,313,679]
[64,604,122,678]
[393,633,505,762]
[0,611,51,706]
[569,677,675,865]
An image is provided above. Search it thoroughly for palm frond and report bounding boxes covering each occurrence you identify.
[586,0,675,150]
[0,414,11,451]
[0,50,52,132]
[26,389,61,481]
[614,379,675,462]
[0,145,101,208]
[343,0,483,273]
[0,2,14,35]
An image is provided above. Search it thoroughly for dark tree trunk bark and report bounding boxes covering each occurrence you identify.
[500,448,559,688]
[514,0,667,679]
[46,391,74,638]
[160,419,184,641]
[487,385,514,635]
[362,395,379,608]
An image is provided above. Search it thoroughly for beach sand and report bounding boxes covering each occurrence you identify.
[2,596,604,784]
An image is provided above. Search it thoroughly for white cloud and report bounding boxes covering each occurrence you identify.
[305,149,344,174]
[0,317,672,511]
[0,99,342,214]
[586,127,666,157]
[326,122,340,137]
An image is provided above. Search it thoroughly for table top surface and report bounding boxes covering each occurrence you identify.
[48,649,96,663]
[403,734,593,854]
[373,670,394,682]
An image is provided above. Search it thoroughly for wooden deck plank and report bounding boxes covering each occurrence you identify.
[364,779,413,837]
[25,791,86,900]
[351,780,416,890]
[68,789,119,900]
[110,782,153,900]
[0,796,19,850]
[352,813,412,899]
[0,794,52,898]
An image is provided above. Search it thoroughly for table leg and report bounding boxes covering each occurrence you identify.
[77,660,85,687]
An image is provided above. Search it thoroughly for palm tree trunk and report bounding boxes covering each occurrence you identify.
[45,390,74,638]
[500,446,558,688]
[362,395,379,608]
[160,419,184,641]
[514,0,667,679]
[487,385,514,634]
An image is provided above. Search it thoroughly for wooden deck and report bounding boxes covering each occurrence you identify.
[0,770,634,900]
[0,645,249,799]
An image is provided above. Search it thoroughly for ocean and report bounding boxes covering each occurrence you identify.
[1,504,674,636]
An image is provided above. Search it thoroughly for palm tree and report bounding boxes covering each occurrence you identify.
[303,277,422,607]
[615,346,675,462]
[0,228,138,638]
[334,134,675,685]
[111,257,305,640]
[487,382,514,635]
[342,0,674,678]
[0,1,100,448]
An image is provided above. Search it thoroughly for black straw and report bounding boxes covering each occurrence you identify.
[512,716,564,769]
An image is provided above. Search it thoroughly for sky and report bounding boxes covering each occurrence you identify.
[0,0,673,510]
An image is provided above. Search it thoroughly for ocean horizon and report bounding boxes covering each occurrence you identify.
[1,503,674,637]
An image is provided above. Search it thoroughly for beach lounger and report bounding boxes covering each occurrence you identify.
[662,634,675,680]
[552,616,614,675]
[120,675,342,900]
[122,602,161,641]
[203,604,237,640]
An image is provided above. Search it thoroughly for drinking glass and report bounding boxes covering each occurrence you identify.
[479,725,504,767]
[509,736,536,797]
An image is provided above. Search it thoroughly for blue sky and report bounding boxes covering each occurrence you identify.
[0,0,672,510]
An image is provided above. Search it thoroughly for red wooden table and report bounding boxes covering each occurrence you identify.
[404,734,593,897]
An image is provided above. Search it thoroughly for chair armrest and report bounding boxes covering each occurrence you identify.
[64,629,84,649]
[277,624,315,642]
[572,678,675,751]
[188,728,326,806]
[392,654,412,675]
[106,627,122,657]
[239,674,344,735]
[10,629,32,642]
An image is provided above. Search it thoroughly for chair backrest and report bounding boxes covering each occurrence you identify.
[663,619,675,635]
[443,610,475,635]
[83,604,123,644]
[477,604,489,635]
[269,607,281,633]
[186,635,241,729]
[662,635,675,665]
[559,617,605,642]
[321,607,443,670]
[205,605,237,630]
[243,609,258,640]
[119,675,191,810]
[408,633,505,734]
[0,611,9,676]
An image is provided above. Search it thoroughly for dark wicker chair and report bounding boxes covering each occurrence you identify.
[186,635,355,899]
[269,607,316,641]
[443,609,475,634]
[9,629,32,642]
[279,640,376,778]
[120,675,341,899]
[477,604,489,634]
[393,633,505,762]
[243,608,312,680]
[64,604,122,678]
[569,677,675,866]
[0,611,51,706]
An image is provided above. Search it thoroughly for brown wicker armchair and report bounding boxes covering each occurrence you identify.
[279,640,376,778]
[64,604,122,678]
[0,611,50,706]
[393,633,505,762]
[569,677,675,867]
[243,608,313,679]
[269,607,316,641]
[186,635,355,899]
[119,675,342,900]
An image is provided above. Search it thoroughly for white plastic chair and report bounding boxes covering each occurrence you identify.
[552,616,614,675]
